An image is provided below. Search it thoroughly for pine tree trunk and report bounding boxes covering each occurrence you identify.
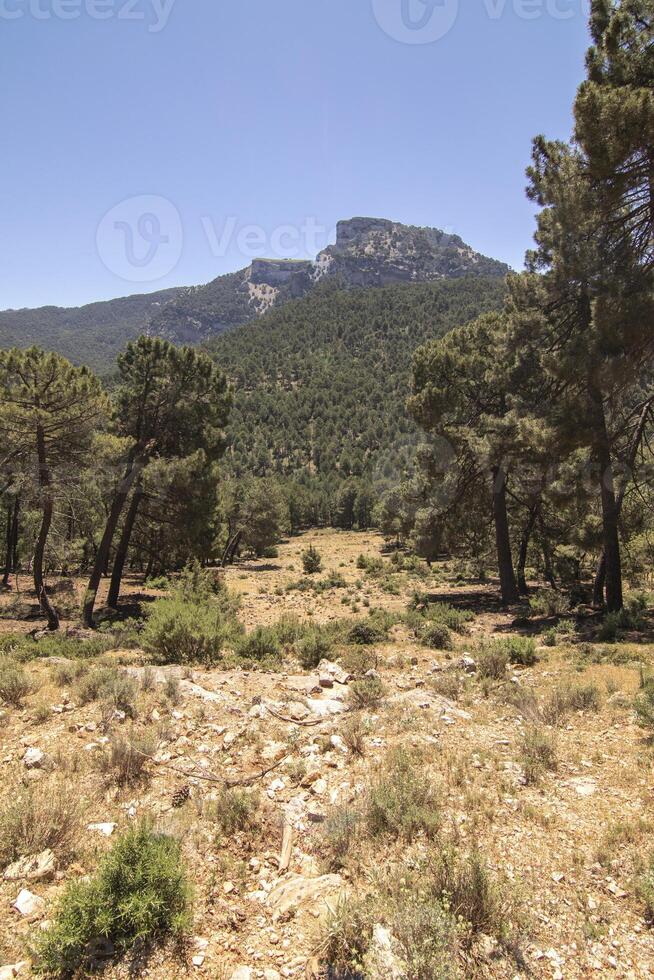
[34,425,59,630]
[82,452,145,627]
[492,466,520,605]
[592,552,607,607]
[11,496,19,574]
[107,484,144,609]
[2,504,12,587]
[517,507,538,597]
[590,390,623,612]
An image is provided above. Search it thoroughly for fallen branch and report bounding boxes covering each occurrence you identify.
[130,742,291,787]
[265,704,328,727]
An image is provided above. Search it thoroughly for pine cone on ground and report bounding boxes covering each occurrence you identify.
[171,784,191,808]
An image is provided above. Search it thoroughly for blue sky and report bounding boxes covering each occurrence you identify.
[1,0,591,310]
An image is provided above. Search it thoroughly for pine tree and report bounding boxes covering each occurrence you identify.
[0,348,106,628]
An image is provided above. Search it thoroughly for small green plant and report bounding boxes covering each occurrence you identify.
[421,622,454,651]
[597,600,646,642]
[349,676,386,709]
[296,629,333,669]
[520,727,557,784]
[302,544,323,575]
[234,626,282,664]
[476,645,508,680]
[101,734,155,786]
[635,677,654,733]
[365,747,440,841]
[0,777,82,865]
[636,853,654,921]
[204,788,259,836]
[347,622,385,646]
[342,715,367,756]
[32,822,192,977]
[0,658,32,706]
[75,668,138,718]
[528,589,570,618]
[144,574,170,591]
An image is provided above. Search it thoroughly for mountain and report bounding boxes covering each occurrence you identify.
[0,218,509,370]
[0,288,181,374]
[147,217,509,343]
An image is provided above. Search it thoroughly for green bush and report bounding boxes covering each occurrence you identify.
[520,727,557,784]
[635,678,654,733]
[349,676,386,709]
[636,853,654,921]
[204,788,259,836]
[501,636,538,666]
[365,747,440,841]
[426,602,474,634]
[528,589,570,618]
[296,629,333,669]
[0,777,82,866]
[598,599,646,642]
[302,545,323,575]
[421,622,454,651]
[476,645,508,680]
[76,668,139,718]
[234,626,282,664]
[142,596,241,666]
[143,575,170,591]
[347,622,386,646]
[33,822,192,977]
[0,658,32,706]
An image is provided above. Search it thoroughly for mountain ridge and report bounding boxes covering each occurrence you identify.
[0,217,509,370]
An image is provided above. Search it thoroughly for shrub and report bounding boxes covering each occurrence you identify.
[204,788,259,836]
[476,645,508,681]
[636,854,654,921]
[144,575,170,591]
[296,629,333,669]
[342,715,367,756]
[142,596,241,666]
[0,778,82,865]
[635,678,654,733]
[51,661,87,687]
[349,676,386,709]
[347,622,385,646]
[102,734,155,786]
[33,822,192,977]
[426,602,474,634]
[270,614,307,648]
[429,670,465,702]
[322,809,362,871]
[320,896,373,976]
[75,668,138,718]
[528,589,570,618]
[0,658,32,706]
[234,626,281,664]
[302,545,323,575]
[567,682,601,711]
[520,727,557,784]
[364,747,440,841]
[428,847,505,939]
[421,622,454,651]
[598,601,645,643]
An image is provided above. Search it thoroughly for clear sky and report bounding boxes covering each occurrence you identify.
[1,0,591,310]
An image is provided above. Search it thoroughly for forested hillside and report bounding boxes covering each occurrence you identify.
[213,276,506,514]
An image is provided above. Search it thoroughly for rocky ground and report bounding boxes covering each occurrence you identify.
[0,529,653,979]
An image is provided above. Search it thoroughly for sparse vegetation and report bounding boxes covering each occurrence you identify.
[0,658,32,706]
[0,778,82,865]
[520,727,557,784]
[301,544,323,575]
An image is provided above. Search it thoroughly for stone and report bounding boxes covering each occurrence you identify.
[3,850,56,882]
[0,963,28,979]
[317,660,352,685]
[266,872,345,917]
[87,822,117,837]
[285,701,310,721]
[228,969,253,980]
[13,888,45,917]
[306,697,346,718]
[22,747,47,770]
[363,924,405,979]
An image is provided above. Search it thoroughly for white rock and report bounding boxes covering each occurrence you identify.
[3,850,56,882]
[266,872,345,917]
[0,962,28,979]
[22,748,46,770]
[229,968,253,980]
[87,822,117,837]
[13,888,45,917]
